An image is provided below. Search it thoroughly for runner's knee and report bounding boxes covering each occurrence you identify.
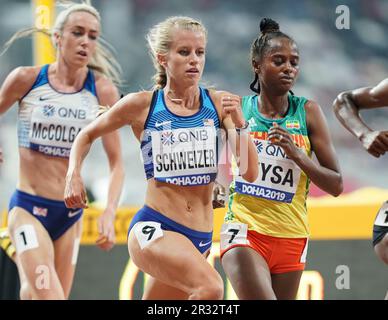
[191,272,224,300]
[375,237,388,265]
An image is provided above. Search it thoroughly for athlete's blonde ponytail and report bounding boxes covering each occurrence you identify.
[1,1,122,86]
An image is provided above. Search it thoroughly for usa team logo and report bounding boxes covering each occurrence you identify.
[161,131,175,145]
[43,105,55,117]
[203,118,214,126]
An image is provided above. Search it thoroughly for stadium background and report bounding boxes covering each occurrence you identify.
[0,0,387,299]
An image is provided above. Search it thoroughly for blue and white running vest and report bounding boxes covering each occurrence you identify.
[18,64,99,158]
[141,88,221,186]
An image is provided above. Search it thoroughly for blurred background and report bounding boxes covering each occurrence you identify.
[0,0,387,299]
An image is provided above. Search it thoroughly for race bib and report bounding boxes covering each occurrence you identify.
[151,127,217,186]
[220,222,248,250]
[14,224,39,254]
[29,104,96,157]
[235,139,302,203]
[133,221,164,249]
[374,201,388,227]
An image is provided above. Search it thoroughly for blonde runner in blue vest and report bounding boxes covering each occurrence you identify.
[64,16,258,300]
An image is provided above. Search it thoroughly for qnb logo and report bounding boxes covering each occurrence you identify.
[161,131,175,146]
[254,140,263,153]
[266,144,289,159]
[43,105,55,117]
[57,107,87,120]
[177,130,209,143]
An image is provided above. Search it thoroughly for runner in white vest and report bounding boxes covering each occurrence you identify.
[0,2,124,299]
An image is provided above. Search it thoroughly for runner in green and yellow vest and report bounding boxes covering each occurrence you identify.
[220,17,343,300]
[227,93,311,238]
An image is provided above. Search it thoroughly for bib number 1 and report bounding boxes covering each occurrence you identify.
[374,201,388,227]
[14,224,39,254]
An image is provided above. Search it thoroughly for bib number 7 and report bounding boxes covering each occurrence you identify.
[227,229,240,243]
[220,223,248,250]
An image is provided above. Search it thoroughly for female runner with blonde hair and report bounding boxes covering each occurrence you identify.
[0,1,124,299]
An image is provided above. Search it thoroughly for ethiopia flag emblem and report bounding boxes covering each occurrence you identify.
[286,120,300,129]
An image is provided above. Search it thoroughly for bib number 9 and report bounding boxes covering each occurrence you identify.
[133,222,163,249]
[142,225,156,241]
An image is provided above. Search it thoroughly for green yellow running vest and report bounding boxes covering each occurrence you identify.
[226,94,312,238]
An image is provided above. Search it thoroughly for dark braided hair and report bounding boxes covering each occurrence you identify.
[250,18,295,95]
